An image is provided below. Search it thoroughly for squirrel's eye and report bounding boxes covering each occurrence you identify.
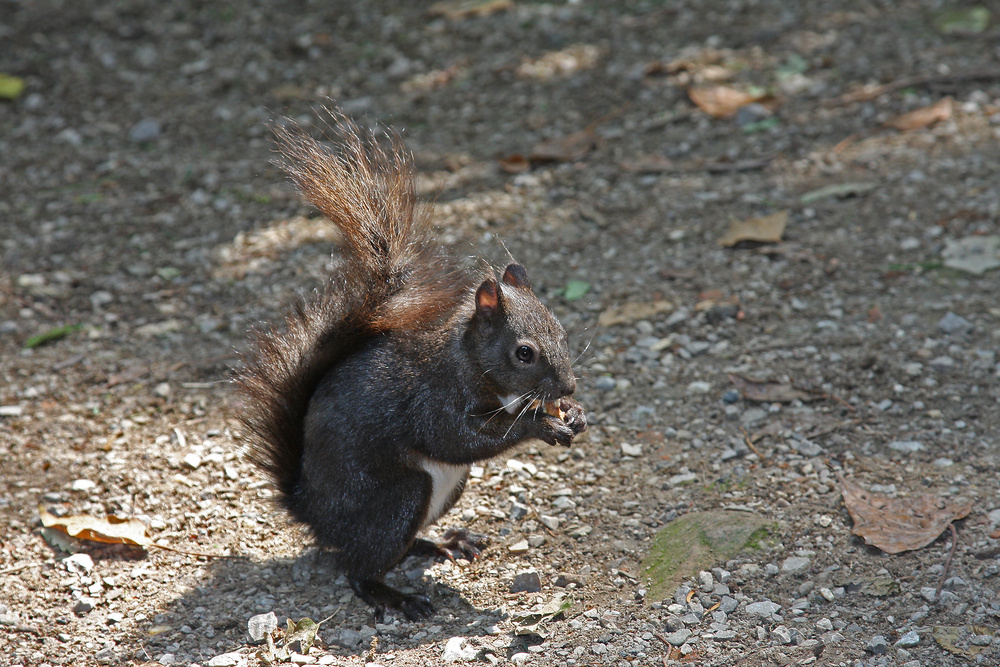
[515,345,536,364]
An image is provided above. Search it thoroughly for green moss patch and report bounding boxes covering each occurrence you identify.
[642,510,776,601]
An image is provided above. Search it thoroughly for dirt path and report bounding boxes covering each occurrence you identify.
[2,2,1000,666]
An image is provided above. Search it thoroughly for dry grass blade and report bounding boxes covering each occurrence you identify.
[728,373,819,403]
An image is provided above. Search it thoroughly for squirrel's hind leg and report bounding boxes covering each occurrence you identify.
[408,528,488,562]
[349,577,434,622]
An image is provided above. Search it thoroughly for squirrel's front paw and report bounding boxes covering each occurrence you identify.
[558,397,587,436]
[541,398,586,447]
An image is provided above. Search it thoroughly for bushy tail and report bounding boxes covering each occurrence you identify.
[235,110,467,511]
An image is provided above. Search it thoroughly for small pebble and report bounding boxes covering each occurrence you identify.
[620,443,642,457]
[867,635,888,655]
[247,612,278,643]
[129,118,162,143]
[745,600,781,617]
[686,381,712,395]
[938,312,973,335]
[663,628,691,646]
[510,571,541,593]
[442,636,478,662]
[781,557,811,574]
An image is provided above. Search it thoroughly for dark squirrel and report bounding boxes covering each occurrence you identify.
[236,112,587,621]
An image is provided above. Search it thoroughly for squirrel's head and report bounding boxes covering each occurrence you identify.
[467,263,576,403]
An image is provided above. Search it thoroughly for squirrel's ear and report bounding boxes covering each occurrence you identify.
[475,278,500,319]
[501,264,531,290]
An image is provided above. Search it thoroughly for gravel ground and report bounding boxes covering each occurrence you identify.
[2,2,1000,666]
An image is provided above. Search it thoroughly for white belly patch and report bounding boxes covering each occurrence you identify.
[419,459,471,528]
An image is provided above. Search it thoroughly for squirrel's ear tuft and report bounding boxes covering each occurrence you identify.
[476,278,500,318]
[501,264,531,290]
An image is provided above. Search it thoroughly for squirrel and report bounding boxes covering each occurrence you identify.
[235,110,587,621]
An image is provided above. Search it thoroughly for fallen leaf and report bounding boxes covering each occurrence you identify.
[512,592,571,637]
[284,617,320,654]
[428,0,512,20]
[884,97,953,131]
[837,475,972,554]
[498,153,530,174]
[619,154,676,173]
[0,73,25,100]
[688,85,763,118]
[24,323,83,349]
[799,181,877,204]
[933,625,995,659]
[935,6,991,34]
[529,129,598,163]
[563,280,590,301]
[516,44,601,80]
[718,211,788,247]
[728,373,820,403]
[598,300,674,327]
[39,506,153,548]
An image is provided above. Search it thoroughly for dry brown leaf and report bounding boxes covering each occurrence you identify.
[498,153,530,174]
[884,97,953,131]
[529,129,598,163]
[598,300,674,327]
[688,85,762,118]
[728,373,820,403]
[838,475,972,554]
[428,0,513,20]
[718,210,788,247]
[39,506,152,547]
[619,154,676,174]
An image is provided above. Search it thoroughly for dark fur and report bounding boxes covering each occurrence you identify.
[235,111,585,620]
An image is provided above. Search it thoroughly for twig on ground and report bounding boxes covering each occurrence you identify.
[824,70,1000,107]
[935,522,959,599]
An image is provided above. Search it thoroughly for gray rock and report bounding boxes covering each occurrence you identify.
[791,439,823,456]
[64,553,95,574]
[889,440,924,453]
[510,571,541,593]
[698,570,714,592]
[745,600,781,617]
[938,312,973,335]
[336,627,364,648]
[896,630,920,647]
[664,614,685,631]
[781,556,811,574]
[929,355,956,371]
[664,628,692,646]
[621,442,643,457]
[719,596,738,614]
[207,653,241,667]
[509,502,529,521]
[866,635,888,654]
[73,598,97,614]
[594,376,617,391]
[442,636,478,662]
[129,118,162,143]
[740,408,767,425]
[247,611,278,643]
[772,625,793,644]
[713,629,736,641]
